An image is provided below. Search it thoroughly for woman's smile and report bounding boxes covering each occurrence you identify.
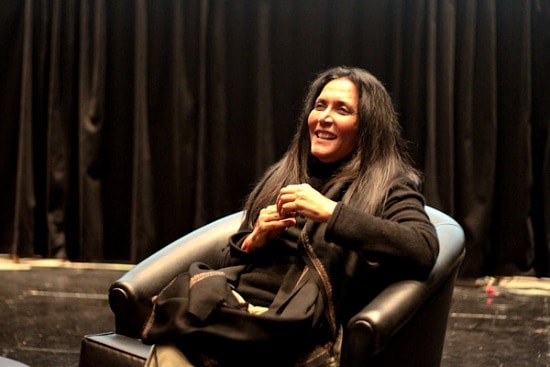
[315,131,337,140]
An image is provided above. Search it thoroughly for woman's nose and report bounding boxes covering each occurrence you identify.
[318,108,333,124]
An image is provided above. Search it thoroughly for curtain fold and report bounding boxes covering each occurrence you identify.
[11,0,36,258]
[194,0,211,226]
[0,0,547,276]
[130,0,156,262]
[146,0,198,248]
[45,0,78,259]
[0,2,23,257]
[253,0,275,174]
[453,0,499,276]
[491,0,534,275]
[202,0,229,223]
[423,0,456,213]
[532,0,550,275]
[77,0,105,260]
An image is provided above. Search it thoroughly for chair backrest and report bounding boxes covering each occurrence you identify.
[425,206,466,285]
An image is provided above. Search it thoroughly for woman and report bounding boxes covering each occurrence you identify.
[143,66,439,367]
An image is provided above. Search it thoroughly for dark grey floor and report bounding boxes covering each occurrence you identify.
[0,261,548,367]
[444,280,549,366]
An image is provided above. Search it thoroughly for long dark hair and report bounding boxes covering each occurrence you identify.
[244,66,420,226]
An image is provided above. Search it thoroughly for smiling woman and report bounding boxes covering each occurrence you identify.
[141,66,439,366]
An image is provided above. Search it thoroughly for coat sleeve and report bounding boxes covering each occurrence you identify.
[216,229,252,268]
[325,182,439,275]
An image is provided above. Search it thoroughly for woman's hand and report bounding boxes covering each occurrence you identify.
[276,184,337,223]
[242,184,337,252]
[241,205,296,252]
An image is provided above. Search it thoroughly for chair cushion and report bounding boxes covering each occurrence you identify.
[78,332,151,367]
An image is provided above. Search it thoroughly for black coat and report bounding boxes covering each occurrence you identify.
[221,179,439,362]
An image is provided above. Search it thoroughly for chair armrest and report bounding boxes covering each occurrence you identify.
[342,206,465,365]
[109,211,244,337]
[342,264,461,367]
[344,278,431,354]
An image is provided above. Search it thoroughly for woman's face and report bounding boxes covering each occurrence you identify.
[308,78,359,163]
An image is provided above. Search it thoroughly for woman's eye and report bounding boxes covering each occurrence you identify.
[314,102,326,111]
[338,107,351,115]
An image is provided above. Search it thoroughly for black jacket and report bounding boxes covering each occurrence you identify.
[221,179,439,361]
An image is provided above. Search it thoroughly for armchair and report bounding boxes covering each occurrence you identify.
[79,206,465,367]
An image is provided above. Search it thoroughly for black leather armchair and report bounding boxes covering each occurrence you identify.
[79,206,465,367]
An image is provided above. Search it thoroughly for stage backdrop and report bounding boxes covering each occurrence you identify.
[0,0,548,277]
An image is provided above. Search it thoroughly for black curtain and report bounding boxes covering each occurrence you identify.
[0,0,548,277]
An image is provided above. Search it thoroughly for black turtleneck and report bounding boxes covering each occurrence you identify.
[307,155,351,191]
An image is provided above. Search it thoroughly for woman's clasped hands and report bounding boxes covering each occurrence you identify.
[241,184,337,252]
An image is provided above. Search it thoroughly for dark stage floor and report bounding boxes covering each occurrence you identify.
[1,256,548,367]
